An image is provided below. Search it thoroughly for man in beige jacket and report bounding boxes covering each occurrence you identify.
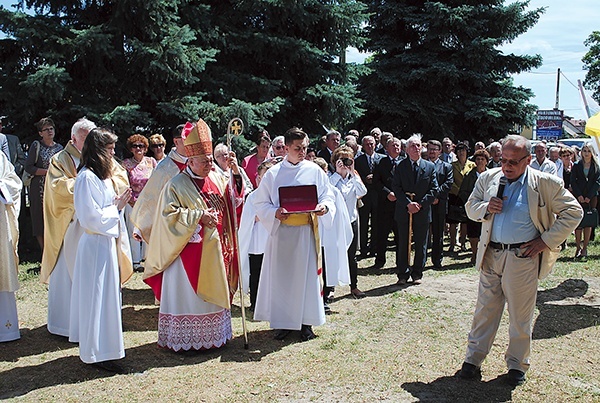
[458,135,582,386]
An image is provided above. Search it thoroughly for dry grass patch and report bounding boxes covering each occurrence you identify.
[1,237,599,402]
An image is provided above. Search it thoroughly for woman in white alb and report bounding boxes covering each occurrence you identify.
[70,128,132,373]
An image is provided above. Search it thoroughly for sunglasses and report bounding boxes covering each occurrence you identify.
[500,154,529,167]
[150,143,165,148]
[131,144,146,149]
[274,145,285,150]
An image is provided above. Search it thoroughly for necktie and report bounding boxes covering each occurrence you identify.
[367,155,372,171]
[413,162,418,181]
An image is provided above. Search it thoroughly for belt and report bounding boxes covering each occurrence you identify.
[488,241,525,250]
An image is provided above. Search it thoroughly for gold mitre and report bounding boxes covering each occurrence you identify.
[182,119,213,157]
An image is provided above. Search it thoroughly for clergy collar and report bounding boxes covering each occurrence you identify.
[185,166,207,179]
[169,149,188,164]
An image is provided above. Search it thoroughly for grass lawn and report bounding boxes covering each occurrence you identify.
[1,234,599,402]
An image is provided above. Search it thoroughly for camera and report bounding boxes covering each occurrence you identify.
[341,157,353,167]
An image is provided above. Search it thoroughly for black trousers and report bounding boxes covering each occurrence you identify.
[397,212,429,281]
[249,253,264,308]
[358,194,378,253]
[375,202,399,266]
[348,220,359,289]
[430,201,447,266]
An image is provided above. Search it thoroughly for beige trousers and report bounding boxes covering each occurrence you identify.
[464,247,539,373]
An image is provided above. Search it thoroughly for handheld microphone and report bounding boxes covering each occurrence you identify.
[496,176,507,199]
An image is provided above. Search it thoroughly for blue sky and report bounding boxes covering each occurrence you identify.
[2,0,599,119]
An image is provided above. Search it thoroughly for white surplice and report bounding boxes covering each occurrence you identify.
[47,216,83,337]
[69,168,124,363]
[238,190,269,294]
[253,158,335,330]
[0,152,22,343]
[319,185,352,287]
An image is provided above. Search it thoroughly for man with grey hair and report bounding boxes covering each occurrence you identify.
[392,134,438,284]
[317,130,341,173]
[41,117,96,337]
[548,146,563,175]
[530,142,557,175]
[355,135,383,258]
[486,142,502,168]
[458,135,582,386]
[271,135,287,158]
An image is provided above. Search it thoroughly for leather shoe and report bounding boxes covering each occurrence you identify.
[351,288,366,299]
[432,262,442,269]
[300,325,316,342]
[274,329,291,340]
[412,278,422,285]
[323,302,331,314]
[395,278,407,286]
[507,369,526,386]
[458,362,481,380]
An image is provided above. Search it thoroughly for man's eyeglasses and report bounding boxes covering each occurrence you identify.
[131,144,146,149]
[150,143,165,148]
[274,145,285,150]
[500,154,529,167]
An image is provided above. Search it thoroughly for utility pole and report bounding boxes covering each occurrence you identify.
[554,68,560,110]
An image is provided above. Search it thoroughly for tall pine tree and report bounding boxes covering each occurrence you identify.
[360,0,543,142]
[0,0,368,145]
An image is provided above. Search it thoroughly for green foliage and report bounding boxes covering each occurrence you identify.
[0,0,368,148]
[359,0,543,142]
[583,31,600,103]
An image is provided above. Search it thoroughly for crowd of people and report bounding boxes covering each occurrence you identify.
[0,116,591,385]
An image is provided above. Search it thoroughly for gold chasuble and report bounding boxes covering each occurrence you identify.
[144,170,240,310]
[41,148,133,284]
[0,153,22,293]
[41,142,79,283]
[130,151,186,243]
[110,161,134,284]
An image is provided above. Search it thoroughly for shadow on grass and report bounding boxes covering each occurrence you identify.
[533,278,599,340]
[122,287,157,307]
[402,373,516,402]
[0,325,75,363]
[0,330,284,398]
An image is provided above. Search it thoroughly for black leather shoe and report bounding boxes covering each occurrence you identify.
[274,329,291,340]
[300,325,316,342]
[92,360,126,374]
[458,362,481,380]
[507,369,526,386]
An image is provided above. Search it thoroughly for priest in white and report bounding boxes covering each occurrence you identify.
[238,159,276,309]
[0,151,22,343]
[41,118,95,337]
[70,128,132,373]
[253,127,335,342]
[143,119,244,351]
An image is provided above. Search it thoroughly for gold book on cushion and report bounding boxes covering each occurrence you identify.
[278,185,318,213]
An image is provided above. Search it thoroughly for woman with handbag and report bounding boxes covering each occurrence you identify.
[23,117,63,252]
[121,134,156,271]
[447,142,475,254]
[571,142,600,259]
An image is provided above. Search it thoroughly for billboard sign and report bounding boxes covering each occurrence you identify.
[536,109,563,141]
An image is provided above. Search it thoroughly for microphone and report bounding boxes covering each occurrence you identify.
[496,176,507,199]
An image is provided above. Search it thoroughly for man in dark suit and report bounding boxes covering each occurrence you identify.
[392,135,438,284]
[372,137,402,268]
[354,135,383,258]
[427,140,453,268]
[317,130,341,173]
[6,134,26,177]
